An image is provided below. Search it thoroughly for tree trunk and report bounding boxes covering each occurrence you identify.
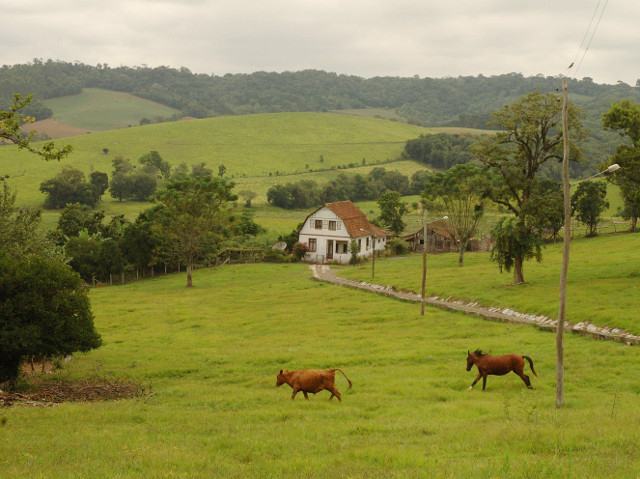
[513,255,525,284]
[186,262,193,287]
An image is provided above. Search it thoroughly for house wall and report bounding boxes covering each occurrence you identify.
[298,206,386,264]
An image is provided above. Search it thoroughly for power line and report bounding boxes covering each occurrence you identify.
[568,0,609,79]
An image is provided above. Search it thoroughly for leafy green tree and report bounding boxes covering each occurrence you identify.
[191,162,213,178]
[139,150,171,178]
[121,213,159,273]
[524,179,565,241]
[238,189,257,207]
[0,182,62,260]
[39,166,102,209]
[571,181,609,236]
[377,190,408,235]
[422,163,490,266]
[90,171,109,196]
[0,252,101,386]
[472,90,586,283]
[153,176,236,287]
[349,240,361,265]
[602,99,640,231]
[489,217,543,280]
[56,203,104,239]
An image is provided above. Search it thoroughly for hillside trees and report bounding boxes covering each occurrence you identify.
[421,163,490,266]
[109,153,163,201]
[403,133,476,169]
[40,166,106,208]
[472,90,586,284]
[152,175,237,287]
[602,99,640,231]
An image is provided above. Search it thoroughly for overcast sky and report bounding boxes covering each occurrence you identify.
[2,0,637,85]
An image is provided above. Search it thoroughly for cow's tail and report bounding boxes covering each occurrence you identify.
[333,369,353,389]
[522,355,538,377]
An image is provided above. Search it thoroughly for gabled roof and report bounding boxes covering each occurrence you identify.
[299,200,390,238]
[404,219,457,241]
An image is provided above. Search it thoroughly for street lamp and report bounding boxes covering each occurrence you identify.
[556,84,619,409]
[420,206,447,316]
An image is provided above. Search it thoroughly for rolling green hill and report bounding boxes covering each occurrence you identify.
[41,88,181,131]
[1,112,435,229]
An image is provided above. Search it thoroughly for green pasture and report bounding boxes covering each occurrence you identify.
[2,263,640,477]
[43,88,181,131]
[338,231,640,335]
[1,112,432,209]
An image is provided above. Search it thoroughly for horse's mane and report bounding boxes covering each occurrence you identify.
[473,349,486,356]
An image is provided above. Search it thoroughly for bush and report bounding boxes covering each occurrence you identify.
[291,242,310,261]
[263,249,292,263]
[388,238,409,255]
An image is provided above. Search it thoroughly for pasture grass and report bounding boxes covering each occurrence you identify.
[1,263,640,477]
[42,88,181,131]
[338,231,640,334]
[1,112,431,209]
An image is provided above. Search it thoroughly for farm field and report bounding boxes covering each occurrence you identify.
[338,232,640,335]
[1,112,433,210]
[2,262,639,477]
[41,88,182,132]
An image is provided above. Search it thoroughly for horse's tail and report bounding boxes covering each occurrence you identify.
[332,368,353,389]
[522,356,538,377]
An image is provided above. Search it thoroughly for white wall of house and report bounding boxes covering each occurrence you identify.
[298,206,387,264]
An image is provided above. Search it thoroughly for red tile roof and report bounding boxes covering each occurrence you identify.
[300,201,390,238]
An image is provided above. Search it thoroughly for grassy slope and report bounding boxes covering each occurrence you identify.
[42,88,181,131]
[2,263,639,477]
[1,112,433,230]
[338,232,640,334]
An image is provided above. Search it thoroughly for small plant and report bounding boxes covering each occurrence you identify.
[291,242,309,261]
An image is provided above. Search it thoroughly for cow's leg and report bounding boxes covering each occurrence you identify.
[303,391,309,400]
[291,388,299,400]
[328,387,341,402]
[468,372,481,390]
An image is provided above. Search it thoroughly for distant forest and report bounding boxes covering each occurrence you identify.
[2,59,640,174]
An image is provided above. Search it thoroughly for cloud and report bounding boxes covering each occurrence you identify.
[1,0,638,85]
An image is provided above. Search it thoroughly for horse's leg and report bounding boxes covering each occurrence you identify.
[468,372,482,390]
[291,388,299,400]
[482,374,487,391]
[516,371,533,389]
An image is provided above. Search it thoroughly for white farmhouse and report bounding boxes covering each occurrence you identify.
[298,201,390,264]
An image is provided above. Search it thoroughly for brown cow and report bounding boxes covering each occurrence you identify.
[276,368,352,401]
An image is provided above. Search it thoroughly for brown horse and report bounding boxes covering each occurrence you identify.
[466,350,538,391]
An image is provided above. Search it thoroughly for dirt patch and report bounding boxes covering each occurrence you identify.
[21,118,93,139]
[0,375,153,408]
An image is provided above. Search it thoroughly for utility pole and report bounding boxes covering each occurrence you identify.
[557,77,570,408]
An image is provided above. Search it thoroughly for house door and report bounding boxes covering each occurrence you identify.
[326,240,334,260]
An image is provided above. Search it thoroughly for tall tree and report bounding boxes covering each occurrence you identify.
[472,90,586,283]
[422,163,490,266]
[377,190,408,235]
[153,175,236,287]
[602,99,640,231]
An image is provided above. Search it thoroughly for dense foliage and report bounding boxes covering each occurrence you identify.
[266,167,415,209]
[403,133,476,169]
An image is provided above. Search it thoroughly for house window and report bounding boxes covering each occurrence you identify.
[314,220,323,229]
[328,220,337,231]
[366,237,370,249]
[336,241,348,254]
[308,238,317,252]
[358,239,362,251]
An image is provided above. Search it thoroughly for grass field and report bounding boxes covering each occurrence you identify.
[338,232,640,335]
[1,112,433,210]
[2,262,639,477]
[42,88,181,132]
